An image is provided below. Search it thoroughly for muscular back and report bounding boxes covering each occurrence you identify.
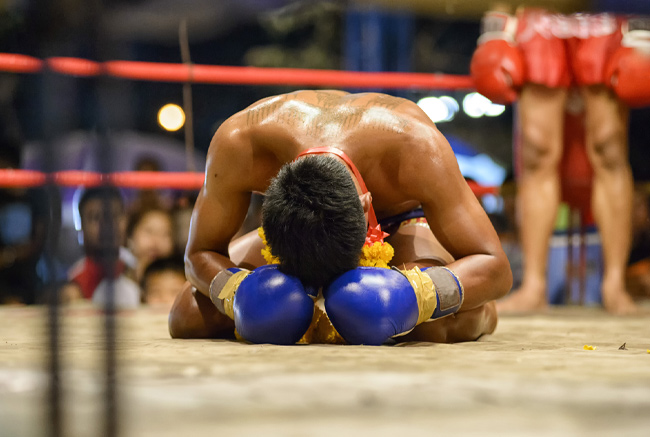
[218,90,446,216]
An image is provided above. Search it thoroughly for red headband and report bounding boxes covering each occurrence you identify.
[294,147,389,245]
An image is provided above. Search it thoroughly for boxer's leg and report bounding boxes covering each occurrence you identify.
[168,281,235,339]
[387,217,453,269]
[228,228,266,269]
[497,84,568,313]
[388,219,497,343]
[582,85,637,315]
[169,229,266,339]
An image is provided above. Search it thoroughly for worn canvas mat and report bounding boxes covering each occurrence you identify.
[1,304,649,436]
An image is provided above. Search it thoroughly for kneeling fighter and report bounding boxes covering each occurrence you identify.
[169,90,513,345]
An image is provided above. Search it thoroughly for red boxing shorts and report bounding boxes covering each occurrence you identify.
[515,9,624,87]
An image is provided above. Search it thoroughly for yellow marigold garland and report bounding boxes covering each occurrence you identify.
[359,241,394,268]
[257,227,394,268]
[258,227,280,265]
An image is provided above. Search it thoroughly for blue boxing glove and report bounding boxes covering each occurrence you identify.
[324,267,419,345]
[324,266,464,345]
[209,264,314,345]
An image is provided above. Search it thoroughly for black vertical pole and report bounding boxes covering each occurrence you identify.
[46,222,61,437]
[41,33,63,437]
[88,1,119,436]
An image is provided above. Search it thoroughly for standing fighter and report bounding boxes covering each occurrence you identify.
[472,7,650,315]
[168,90,512,345]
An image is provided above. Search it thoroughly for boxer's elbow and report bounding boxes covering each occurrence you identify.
[491,251,513,300]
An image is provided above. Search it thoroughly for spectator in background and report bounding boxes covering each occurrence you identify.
[129,155,172,212]
[65,186,136,303]
[0,140,52,304]
[141,255,186,309]
[126,206,175,284]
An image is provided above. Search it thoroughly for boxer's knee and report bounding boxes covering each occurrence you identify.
[387,222,454,268]
[168,282,235,339]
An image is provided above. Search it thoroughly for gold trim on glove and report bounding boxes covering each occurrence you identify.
[298,295,347,345]
[400,267,437,325]
[212,270,251,319]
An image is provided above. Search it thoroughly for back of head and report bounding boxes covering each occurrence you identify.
[262,155,366,288]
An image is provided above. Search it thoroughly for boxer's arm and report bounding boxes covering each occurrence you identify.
[398,126,513,310]
[184,119,254,297]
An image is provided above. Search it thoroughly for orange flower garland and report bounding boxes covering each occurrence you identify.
[258,227,394,268]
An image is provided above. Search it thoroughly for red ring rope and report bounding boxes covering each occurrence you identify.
[0,53,474,89]
[0,53,495,194]
[0,170,204,189]
[0,169,497,195]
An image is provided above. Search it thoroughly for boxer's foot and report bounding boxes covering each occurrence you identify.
[496,279,548,314]
[601,276,639,316]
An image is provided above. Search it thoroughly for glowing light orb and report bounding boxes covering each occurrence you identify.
[158,104,185,131]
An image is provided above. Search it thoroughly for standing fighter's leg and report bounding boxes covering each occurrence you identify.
[497,84,568,313]
[582,85,637,315]
[387,220,498,343]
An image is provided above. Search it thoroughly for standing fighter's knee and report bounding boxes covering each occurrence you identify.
[589,128,628,172]
[520,126,561,173]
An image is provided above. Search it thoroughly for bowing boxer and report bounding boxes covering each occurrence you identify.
[471,7,650,315]
[168,90,512,345]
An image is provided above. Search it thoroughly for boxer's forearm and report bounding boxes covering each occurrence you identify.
[184,250,237,297]
[445,251,513,310]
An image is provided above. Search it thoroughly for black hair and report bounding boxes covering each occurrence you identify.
[141,255,185,288]
[140,255,185,302]
[262,155,366,288]
[78,186,125,217]
[126,206,171,239]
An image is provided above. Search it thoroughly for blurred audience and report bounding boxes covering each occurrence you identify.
[92,275,141,309]
[141,255,185,309]
[129,155,173,212]
[126,206,175,284]
[170,191,198,254]
[487,180,523,291]
[0,140,53,304]
[64,186,137,304]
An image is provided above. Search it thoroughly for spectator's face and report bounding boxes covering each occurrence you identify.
[81,198,127,253]
[144,270,185,308]
[129,210,174,264]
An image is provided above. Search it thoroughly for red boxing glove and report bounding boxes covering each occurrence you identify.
[470,12,525,105]
[605,17,650,108]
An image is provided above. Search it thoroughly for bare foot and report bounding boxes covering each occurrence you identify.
[601,277,639,316]
[496,281,548,314]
